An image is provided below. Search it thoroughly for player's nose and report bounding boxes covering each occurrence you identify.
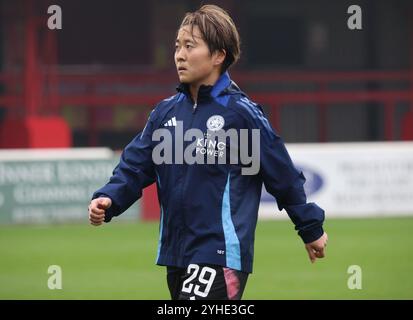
[175,48,186,62]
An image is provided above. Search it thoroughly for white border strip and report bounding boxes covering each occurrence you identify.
[0,148,114,161]
[286,141,413,151]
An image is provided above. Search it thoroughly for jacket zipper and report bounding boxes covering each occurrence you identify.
[177,100,198,257]
[182,100,198,200]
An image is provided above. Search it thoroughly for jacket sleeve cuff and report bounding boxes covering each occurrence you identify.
[298,226,324,244]
[102,200,120,223]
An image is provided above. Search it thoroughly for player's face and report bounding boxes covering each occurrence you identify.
[174,25,223,87]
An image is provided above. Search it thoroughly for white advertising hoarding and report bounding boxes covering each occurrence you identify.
[0,148,140,224]
[259,142,413,219]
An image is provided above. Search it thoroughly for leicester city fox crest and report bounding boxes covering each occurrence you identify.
[206,115,225,131]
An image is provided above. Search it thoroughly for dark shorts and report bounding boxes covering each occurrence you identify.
[167,264,249,300]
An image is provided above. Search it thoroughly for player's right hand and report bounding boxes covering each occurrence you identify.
[88,197,112,226]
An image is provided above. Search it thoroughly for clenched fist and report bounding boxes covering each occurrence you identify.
[88,197,112,226]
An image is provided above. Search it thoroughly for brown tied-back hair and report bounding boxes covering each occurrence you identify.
[179,4,241,73]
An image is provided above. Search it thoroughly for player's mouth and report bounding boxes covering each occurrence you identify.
[177,66,188,72]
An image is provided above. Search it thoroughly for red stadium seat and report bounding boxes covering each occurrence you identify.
[0,116,72,148]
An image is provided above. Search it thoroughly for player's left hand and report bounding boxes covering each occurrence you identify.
[305,232,328,263]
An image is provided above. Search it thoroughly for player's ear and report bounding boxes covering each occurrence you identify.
[213,49,226,66]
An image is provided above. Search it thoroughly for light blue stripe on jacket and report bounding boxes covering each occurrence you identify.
[221,173,241,270]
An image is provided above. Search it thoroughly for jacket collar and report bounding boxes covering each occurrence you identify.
[176,72,232,101]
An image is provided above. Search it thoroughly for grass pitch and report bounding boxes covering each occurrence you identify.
[0,217,412,299]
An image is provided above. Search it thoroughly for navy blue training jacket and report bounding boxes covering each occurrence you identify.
[92,72,325,273]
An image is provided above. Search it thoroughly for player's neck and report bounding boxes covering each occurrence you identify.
[189,69,221,103]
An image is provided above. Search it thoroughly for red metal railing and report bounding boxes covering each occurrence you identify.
[1,69,412,143]
[1,0,412,145]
